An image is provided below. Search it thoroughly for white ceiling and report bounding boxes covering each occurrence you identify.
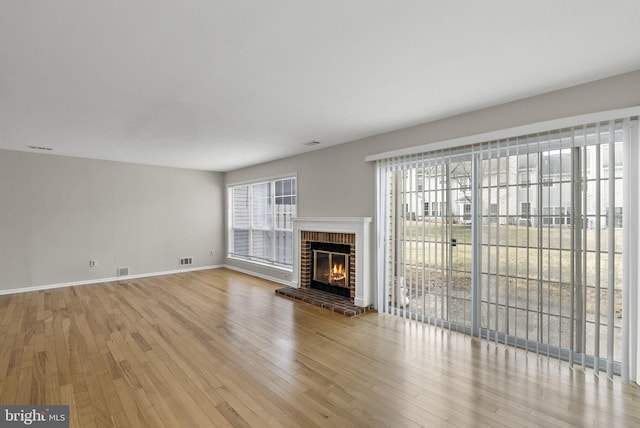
[1,1,640,172]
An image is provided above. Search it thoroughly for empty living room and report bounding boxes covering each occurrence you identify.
[2,1,640,427]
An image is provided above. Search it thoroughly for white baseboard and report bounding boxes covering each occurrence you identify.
[0,265,225,296]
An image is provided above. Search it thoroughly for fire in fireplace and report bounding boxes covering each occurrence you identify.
[314,251,348,287]
[309,241,351,297]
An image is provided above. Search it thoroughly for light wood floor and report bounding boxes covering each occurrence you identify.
[1,268,639,427]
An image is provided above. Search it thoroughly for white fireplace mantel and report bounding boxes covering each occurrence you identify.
[292,217,372,308]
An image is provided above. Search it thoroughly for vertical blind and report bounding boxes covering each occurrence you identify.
[376,118,638,381]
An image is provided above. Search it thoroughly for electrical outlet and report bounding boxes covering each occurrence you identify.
[89,260,97,267]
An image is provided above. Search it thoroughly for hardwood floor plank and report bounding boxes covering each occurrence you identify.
[136,371,183,428]
[111,377,155,428]
[80,355,114,428]
[140,361,202,428]
[0,333,16,394]
[60,384,80,428]
[0,334,25,403]
[30,350,47,404]
[53,309,72,387]
[216,401,252,428]
[144,350,232,427]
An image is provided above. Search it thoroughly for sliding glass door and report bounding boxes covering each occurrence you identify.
[385,156,474,330]
[475,132,624,373]
[377,119,634,377]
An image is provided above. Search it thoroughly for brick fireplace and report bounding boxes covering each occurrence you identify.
[301,231,355,298]
[291,217,372,308]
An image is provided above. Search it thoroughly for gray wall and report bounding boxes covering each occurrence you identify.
[3,70,639,296]
[0,150,225,292]
[224,70,640,304]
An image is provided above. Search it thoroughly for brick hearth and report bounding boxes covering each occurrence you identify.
[274,287,371,317]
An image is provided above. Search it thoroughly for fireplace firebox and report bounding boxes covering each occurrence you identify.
[309,241,351,297]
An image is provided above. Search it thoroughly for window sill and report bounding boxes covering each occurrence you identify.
[227,256,293,273]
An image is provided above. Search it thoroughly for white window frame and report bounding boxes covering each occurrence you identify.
[228,175,297,269]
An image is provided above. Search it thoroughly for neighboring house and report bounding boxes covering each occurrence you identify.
[402,143,623,229]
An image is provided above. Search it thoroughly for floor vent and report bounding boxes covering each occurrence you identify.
[117,267,129,277]
[180,257,193,266]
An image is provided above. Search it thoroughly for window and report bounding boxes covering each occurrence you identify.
[602,142,624,169]
[229,177,296,268]
[464,203,472,221]
[607,206,623,228]
[424,201,446,217]
[542,206,571,225]
[456,176,470,189]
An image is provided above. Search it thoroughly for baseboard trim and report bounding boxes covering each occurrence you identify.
[0,265,225,296]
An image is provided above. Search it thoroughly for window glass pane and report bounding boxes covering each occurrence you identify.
[275,231,293,266]
[252,182,272,229]
[233,229,249,256]
[251,230,272,262]
[283,178,292,196]
[232,186,250,228]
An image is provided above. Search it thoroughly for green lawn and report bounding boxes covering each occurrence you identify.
[395,221,623,360]
[400,221,622,286]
